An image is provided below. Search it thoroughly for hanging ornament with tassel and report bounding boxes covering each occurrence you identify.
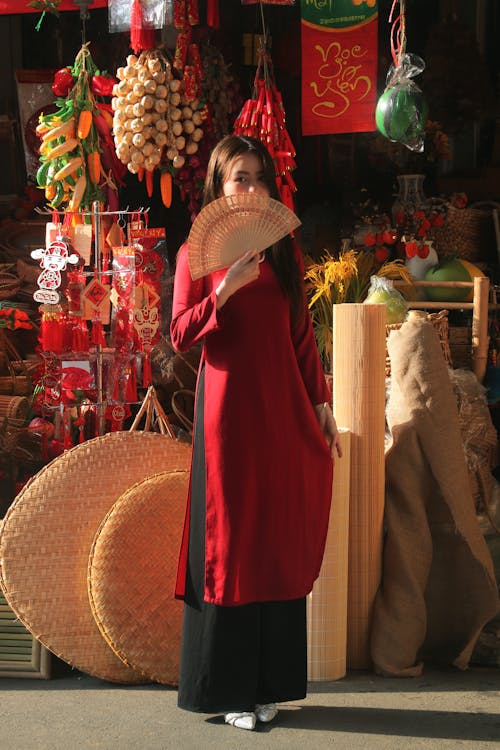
[130,0,156,53]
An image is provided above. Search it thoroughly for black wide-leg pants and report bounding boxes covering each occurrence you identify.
[177,368,307,714]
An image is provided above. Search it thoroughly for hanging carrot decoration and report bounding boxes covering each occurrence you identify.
[160,171,172,208]
[145,169,154,198]
[87,151,101,185]
[77,109,93,139]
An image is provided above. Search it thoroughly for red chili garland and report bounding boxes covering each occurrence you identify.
[233,48,297,210]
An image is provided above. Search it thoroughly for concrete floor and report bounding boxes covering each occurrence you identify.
[1,666,499,750]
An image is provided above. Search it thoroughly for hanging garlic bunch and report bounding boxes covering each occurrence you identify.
[112,51,177,174]
[166,92,205,169]
[112,50,205,178]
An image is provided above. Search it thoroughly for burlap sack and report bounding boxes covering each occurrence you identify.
[371,312,499,676]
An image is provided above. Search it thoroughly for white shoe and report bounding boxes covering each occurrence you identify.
[224,711,256,730]
[255,703,278,723]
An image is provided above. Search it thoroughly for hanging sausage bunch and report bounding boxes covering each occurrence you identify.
[35,44,126,213]
[111,49,205,208]
[233,48,297,210]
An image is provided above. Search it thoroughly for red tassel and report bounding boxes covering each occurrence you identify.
[142,352,152,388]
[130,0,155,54]
[72,319,89,353]
[91,317,106,347]
[39,309,65,353]
[207,0,220,28]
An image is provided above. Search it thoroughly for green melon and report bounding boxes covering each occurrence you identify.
[375,85,428,142]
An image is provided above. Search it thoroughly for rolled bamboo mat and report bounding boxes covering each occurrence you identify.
[332,303,386,669]
[88,470,188,685]
[307,428,351,681]
[0,431,192,683]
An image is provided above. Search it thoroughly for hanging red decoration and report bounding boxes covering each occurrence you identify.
[206,0,219,28]
[233,46,297,210]
[130,0,156,54]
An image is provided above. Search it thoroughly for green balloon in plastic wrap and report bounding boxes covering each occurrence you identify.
[375,84,428,143]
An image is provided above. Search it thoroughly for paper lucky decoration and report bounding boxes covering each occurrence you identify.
[104,402,132,432]
[134,282,160,387]
[31,238,79,305]
[83,276,111,345]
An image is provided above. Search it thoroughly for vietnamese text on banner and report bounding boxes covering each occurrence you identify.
[301,0,378,136]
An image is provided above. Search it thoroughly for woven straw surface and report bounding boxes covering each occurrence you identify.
[307,429,351,681]
[0,431,191,683]
[432,202,500,262]
[88,470,188,685]
[0,395,30,425]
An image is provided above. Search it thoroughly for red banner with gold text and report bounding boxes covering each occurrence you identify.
[301,1,378,136]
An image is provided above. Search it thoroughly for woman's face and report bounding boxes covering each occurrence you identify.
[221,153,270,197]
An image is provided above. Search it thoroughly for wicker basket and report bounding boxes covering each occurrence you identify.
[386,310,452,377]
[431,202,500,262]
[0,332,36,396]
[0,395,30,427]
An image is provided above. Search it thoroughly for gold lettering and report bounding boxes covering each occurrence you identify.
[308,40,373,119]
[305,0,335,13]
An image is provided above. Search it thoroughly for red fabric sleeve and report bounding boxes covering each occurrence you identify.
[170,244,224,352]
[291,244,331,405]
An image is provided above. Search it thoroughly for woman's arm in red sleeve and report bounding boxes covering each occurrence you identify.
[291,243,331,405]
[170,244,223,353]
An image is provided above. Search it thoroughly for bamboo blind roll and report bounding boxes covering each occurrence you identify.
[307,428,351,681]
[332,303,386,669]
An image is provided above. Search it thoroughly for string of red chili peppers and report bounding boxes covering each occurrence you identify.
[233,45,297,211]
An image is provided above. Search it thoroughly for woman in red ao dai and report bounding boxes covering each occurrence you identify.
[171,135,341,731]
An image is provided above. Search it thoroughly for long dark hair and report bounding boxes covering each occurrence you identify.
[202,135,302,326]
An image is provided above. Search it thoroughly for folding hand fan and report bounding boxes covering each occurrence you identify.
[187,193,301,280]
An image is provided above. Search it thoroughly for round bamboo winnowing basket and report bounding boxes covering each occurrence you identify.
[88,470,189,685]
[0,431,192,683]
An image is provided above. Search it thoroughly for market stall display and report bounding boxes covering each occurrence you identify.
[0,0,498,685]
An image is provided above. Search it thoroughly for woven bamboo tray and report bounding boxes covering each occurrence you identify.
[0,431,192,683]
[88,470,189,685]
